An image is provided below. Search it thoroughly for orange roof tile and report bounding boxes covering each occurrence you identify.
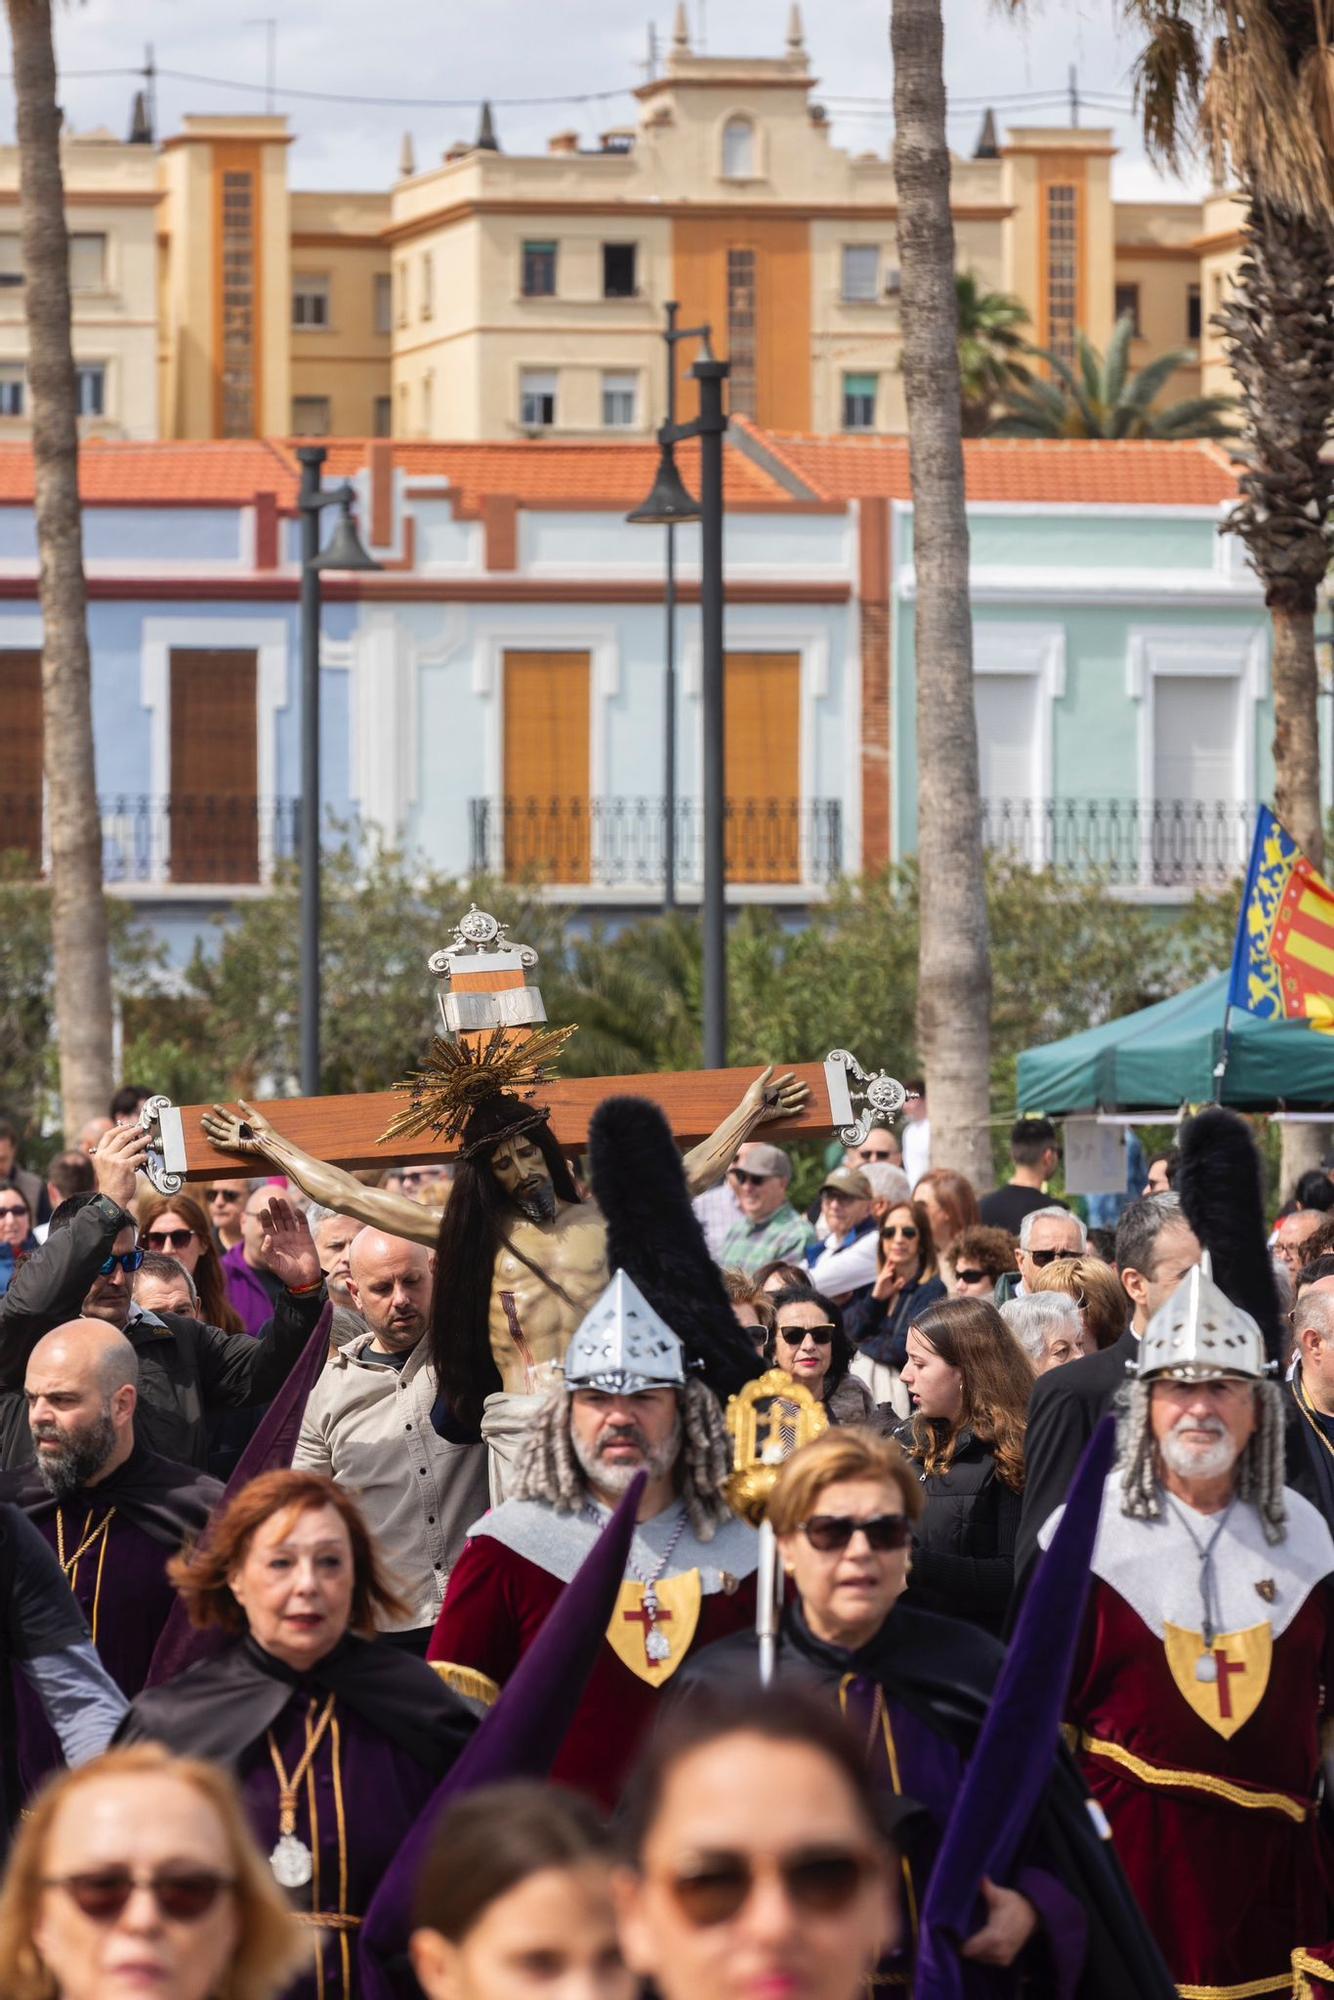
[321,436,792,510]
[0,439,300,505]
[741,422,1240,508]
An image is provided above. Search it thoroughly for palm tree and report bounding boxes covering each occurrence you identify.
[992,314,1235,439]
[956,273,1031,436]
[889,0,994,1188]
[5,0,113,1136]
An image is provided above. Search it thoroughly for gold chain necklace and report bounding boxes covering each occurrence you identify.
[1295,1374,1334,1461]
[267,1694,336,1891]
[55,1506,115,1575]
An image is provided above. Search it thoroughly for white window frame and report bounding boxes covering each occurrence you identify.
[601,370,637,429]
[721,115,756,180]
[68,232,106,293]
[1127,624,1268,882]
[520,369,557,429]
[291,395,332,437]
[292,273,331,330]
[420,252,434,321]
[973,622,1066,868]
[841,373,877,432]
[0,365,25,417]
[373,271,392,337]
[841,244,879,303]
[75,362,106,419]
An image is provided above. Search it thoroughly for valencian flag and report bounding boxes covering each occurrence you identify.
[1229,806,1334,1032]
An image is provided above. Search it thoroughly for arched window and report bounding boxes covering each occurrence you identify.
[721,116,755,179]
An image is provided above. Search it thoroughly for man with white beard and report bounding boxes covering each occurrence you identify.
[1046,1264,1334,1998]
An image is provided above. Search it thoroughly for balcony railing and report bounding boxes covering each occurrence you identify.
[981,797,1254,886]
[469,796,844,889]
[0,794,302,887]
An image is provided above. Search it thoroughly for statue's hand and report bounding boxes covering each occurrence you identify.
[741,1065,810,1125]
[201,1098,279,1158]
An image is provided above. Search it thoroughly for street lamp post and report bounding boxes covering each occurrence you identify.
[296,445,380,1096]
[628,329,730,1066]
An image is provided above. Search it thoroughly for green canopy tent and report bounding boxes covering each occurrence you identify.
[1016,972,1334,1115]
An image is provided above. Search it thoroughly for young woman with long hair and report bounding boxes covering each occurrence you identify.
[895,1297,1034,1633]
[136,1192,244,1335]
[910,1170,980,1256]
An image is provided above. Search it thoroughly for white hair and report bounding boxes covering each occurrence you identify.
[863,1162,911,1206]
[1001,1292,1082,1365]
[1018,1205,1087,1253]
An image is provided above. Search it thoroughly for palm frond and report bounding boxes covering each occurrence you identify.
[1146,394,1239,438]
[1103,316,1135,407]
[1128,3,1206,170]
[1120,345,1198,413]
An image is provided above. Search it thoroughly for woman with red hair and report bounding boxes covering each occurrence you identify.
[120,1470,475,2000]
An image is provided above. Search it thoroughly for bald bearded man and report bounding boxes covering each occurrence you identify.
[0,1318,221,1795]
[293,1230,489,1650]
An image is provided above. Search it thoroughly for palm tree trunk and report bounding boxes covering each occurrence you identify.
[891,0,993,1186]
[8,0,113,1135]
[1271,604,1323,865]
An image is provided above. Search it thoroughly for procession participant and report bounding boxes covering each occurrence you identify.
[409,1783,632,2000]
[614,1688,897,2000]
[0,1319,221,1796]
[293,1230,489,1649]
[428,1271,758,1809]
[0,1744,304,2000]
[1054,1265,1334,1996]
[120,1469,476,2000]
[0,1127,329,1473]
[674,1428,1152,1996]
[202,1063,801,1489]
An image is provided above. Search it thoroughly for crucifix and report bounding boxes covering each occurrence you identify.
[135,905,904,1483]
[1207,1646,1246,1719]
[623,1597,673,1667]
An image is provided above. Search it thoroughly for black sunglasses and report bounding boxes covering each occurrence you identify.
[207,1189,243,1203]
[954,1267,989,1286]
[142,1228,196,1252]
[880,1224,918,1241]
[666,1847,874,1927]
[859,1148,896,1161]
[43,1867,235,1924]
[98,1249,144,1277]
[802,1513,913,1553]
[1027,1246,1072,1268]
[729,1168,775,1188]
[776,1322,835,1346]
[0,1203,29,1219]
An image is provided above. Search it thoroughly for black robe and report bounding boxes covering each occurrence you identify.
[121,1634,477,2000]
[673,1600,1176,2000]
[0,1446,222,1799]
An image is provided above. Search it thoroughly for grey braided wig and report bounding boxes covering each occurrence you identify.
[1118,1379,1288,1545]
[510,1378,734,1539]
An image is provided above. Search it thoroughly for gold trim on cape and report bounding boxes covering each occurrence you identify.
[1079,1733,1308,1823]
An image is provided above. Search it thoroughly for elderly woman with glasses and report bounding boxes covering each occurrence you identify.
[671,1429,1141,1996]
[0,1743,303,2000]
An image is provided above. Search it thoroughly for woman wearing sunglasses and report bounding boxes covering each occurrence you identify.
[0,1742,303,2000]
[895,1298,1033,1634]
[769,1288,885,1428]
[121,1470,475,2000]
[0,1180,38,1296]
[410,1782,632,2000]
[842,1202,946,1415]
[616,1686,896,2000]
[943,1225,1019,1301]
[136,1193,243,1337]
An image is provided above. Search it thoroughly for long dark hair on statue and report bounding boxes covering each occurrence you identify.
[429,1111,579,1431]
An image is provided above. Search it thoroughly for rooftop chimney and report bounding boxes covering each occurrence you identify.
[127,87,153,145]
[973,108,999,159]
[475,100,499,151]
[399,130,416,178]
[548,129,579,154]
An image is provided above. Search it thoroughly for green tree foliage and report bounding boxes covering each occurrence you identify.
[955,272,1032,436]
[993,314,1235,440]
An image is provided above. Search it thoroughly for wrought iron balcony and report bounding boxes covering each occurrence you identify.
[980,797,1254,886]
[468,796,844,889]
[0,794,302,887]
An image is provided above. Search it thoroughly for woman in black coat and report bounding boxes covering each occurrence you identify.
[843,1200,946,1369]
[895,1296,1033,1634]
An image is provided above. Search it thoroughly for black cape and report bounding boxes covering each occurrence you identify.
[119,1632,477,1777]
[0,1443,222,1550]
[674,1601,1176,2000]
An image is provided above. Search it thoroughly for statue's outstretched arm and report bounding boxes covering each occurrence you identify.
[200,1100,441,1250]
[680,1066,810,1196]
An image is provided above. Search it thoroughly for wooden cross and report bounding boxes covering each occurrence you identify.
[137,906,905,1189]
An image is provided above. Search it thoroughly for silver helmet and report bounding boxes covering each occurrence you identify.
[1137,1261,1268,1384]
[563,1270,685,1396]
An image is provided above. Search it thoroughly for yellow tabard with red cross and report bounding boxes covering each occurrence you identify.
[606,1570,702,1685]
[1163,1620,1273,1739]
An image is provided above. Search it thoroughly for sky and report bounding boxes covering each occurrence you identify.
[22,0,1208,204]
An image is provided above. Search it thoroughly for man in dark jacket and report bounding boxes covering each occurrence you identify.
[1012,1195,1199,1591]
[0,1123,326,1470]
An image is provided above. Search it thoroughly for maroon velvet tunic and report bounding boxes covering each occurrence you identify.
[430,1533,755,1810]
[1069,1575,1334,1992]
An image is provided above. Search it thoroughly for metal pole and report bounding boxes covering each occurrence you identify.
[297,445,325,1096]
[663,300,679,913]
[694,356,729,1067]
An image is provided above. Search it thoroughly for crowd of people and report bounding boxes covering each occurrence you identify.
[0,1079,1332,2000]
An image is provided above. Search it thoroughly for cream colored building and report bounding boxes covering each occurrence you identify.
[0,10,1246,442]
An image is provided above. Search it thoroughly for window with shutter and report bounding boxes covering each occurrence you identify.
[725,652,800,883]
[0,651,42,867]
[502,651,590,884]
[169,651,259,884]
